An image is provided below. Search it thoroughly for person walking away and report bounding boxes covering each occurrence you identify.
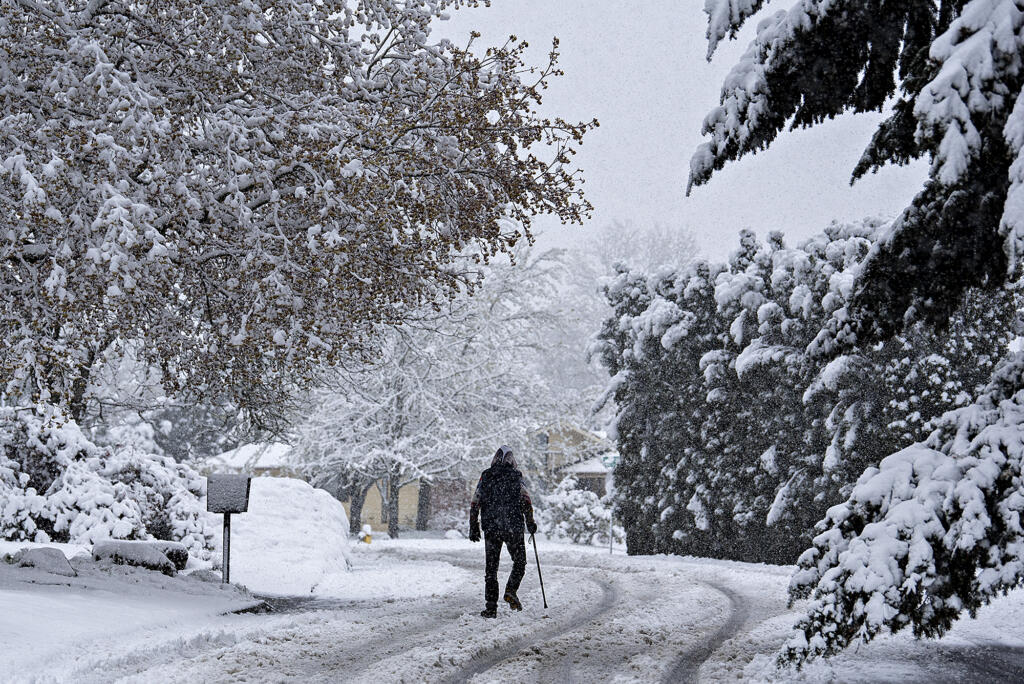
[469,445,538,618]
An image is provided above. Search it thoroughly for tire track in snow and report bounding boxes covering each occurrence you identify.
[97,591,475,683]
[956,642,1024,683]
[661,581,748,684]
[444,576,618,684]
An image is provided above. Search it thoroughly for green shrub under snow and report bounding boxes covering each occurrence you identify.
[540,476,624,546]
[0,404,215,559]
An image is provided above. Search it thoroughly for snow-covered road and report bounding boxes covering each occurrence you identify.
[6,538,1023,683]
[108,553,730,683]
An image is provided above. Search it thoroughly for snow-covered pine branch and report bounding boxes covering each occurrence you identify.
[691,0,1024,343]
[783,350,1024,665]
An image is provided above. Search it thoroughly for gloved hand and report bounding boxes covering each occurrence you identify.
[469,523,481,542]
[526,519,538,535]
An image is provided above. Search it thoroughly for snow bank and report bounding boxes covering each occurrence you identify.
[227,477,353,595]
[0,551,256,679]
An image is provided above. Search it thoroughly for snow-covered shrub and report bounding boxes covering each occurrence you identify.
[0,404,215,558]
[540,476,624,546]
[93,540,177,576]
[781,354,1024,666]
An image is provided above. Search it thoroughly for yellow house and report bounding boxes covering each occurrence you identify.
[344,480,421,532]
[340,477,472,533]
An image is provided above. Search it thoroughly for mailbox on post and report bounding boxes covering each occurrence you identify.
[206,474,251,584]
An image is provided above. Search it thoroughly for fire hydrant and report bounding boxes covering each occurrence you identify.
[359,523,373,544]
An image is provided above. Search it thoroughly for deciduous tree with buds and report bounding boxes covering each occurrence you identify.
[0,0,594,425]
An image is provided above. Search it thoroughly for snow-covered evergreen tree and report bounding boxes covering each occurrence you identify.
[597,269,660,554]
[600,220,1017,565]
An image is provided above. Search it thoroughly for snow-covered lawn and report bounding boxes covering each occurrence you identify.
[2,535,1021,682]
[0,543,257,680]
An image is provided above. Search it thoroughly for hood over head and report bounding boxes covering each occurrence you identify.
[491,445,517,468]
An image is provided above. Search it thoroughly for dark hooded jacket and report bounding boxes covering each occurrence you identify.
[470,446,536,535]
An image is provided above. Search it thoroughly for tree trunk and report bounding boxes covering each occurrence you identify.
[415,480,432,531]
[387,471,401,539]
[348,483,369,534]
[67,349,97,423]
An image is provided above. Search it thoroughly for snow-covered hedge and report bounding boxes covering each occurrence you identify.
[540,476,624,546]
[0,404,214,559]
[781,354,1024,666]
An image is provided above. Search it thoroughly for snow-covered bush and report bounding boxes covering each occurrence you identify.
[540,477,624,546]
[0,405,215,558]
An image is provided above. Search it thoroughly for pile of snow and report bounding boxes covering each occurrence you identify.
[228,477,353,594]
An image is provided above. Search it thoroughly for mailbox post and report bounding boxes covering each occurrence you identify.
[206,474,251,583]
[601,452,620,555]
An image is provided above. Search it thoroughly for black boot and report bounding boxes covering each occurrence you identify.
[503,592,522,611]
[480,606,497,618]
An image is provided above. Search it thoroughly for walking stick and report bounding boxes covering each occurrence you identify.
[530,533,548,609]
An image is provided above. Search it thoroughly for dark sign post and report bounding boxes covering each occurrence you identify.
[206,474,251,583]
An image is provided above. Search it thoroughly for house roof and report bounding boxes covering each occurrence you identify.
[561,454,614,475]
[206,442,294,472]
[532,421,615,451]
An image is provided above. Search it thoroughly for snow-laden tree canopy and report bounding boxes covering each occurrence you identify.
[292,246,567,536]
[0,0,594,421]
[693,0,1024,342]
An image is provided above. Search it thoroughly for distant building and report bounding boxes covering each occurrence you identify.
[200,442,301,478]
[529,423,618,497]
[348,480,422,532]
[559,456,613,496]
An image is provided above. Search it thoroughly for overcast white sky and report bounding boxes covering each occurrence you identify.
[436,0,928,262]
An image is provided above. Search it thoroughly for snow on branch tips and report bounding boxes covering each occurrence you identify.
[0,0,594,423]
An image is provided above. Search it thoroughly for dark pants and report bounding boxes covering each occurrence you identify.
[484,531,526,608]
